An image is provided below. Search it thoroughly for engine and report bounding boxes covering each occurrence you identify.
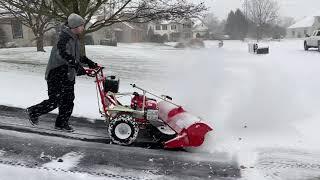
[104,75,120,93]
[130,92,159,123]
[130,92,158,110]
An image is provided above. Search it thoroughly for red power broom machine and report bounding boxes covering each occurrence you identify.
[86,66,213,149]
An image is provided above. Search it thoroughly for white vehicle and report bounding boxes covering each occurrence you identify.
[304,30,320,51]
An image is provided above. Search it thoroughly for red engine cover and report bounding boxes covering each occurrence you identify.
[131,95,158,110]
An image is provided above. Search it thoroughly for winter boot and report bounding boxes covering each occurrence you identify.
[55,122,74,132]
[26,108,39,126]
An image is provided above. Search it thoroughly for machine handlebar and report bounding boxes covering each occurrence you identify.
[85,66,104,77]
[130,83,179,107]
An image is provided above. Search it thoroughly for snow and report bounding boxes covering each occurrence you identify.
[43,152,84,170]
[1,40,320,179]
[192,18,209,32]
[238,150,266,180]
[0,164,113,180]
[122,22,135,29]
[0,150,5,156]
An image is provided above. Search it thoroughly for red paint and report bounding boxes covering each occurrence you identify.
[131,94,158,110]
[158,102,213,149]
[168,107,185,119]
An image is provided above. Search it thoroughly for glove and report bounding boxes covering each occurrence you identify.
[88,62,98,69]
[81,56,98,69]
[68,59,77,69]
[76,65,86,76]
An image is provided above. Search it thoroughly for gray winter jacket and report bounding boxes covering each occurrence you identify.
[45,26,80,81]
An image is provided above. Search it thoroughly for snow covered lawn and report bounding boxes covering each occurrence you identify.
[1,40,320,179]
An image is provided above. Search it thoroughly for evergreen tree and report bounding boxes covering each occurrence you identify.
[224,9,249,40]
[224,11,236,39]
[234,9,248,40]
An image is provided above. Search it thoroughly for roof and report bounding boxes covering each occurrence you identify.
[160,20,171,25]
[288,11,320,29]
[178,18,192,24]
[115,22,143,31]
[122,22,135,29]
[288,16,315,29]
[151,18,205,26]
[191,18,203,26]
[191,18,208,30]
[192,24,208,32]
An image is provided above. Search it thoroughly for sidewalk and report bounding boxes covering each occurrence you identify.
[0,105,153,146]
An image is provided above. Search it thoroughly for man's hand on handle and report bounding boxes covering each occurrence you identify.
[85,65,104,77]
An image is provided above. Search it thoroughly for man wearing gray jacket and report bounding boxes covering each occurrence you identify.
[26,13,98,132]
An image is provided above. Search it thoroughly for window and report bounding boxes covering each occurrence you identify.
[317,31,320,36]
[11,20,23,39]
[162,25,167,30]
[155,25,161,30]
[171,25,177,30]
[183,24,191,29]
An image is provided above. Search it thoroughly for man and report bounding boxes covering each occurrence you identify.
[26,13,98,132]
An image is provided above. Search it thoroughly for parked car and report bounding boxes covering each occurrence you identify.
[304,30,320,51]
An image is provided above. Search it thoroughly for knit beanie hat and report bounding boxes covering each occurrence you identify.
[68,13,85,28]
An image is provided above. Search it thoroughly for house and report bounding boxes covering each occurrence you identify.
[147,18,194,42]
[192,19,209,39]
[180,18,194,40]
[0,10,36,47]
[89,22,145,44]
[88,15,145,44]
[147,18,209,42]
[287,12,320,38]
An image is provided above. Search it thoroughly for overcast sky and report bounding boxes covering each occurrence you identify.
[204,0,320,20]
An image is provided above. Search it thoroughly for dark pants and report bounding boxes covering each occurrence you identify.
[28,65,75,126]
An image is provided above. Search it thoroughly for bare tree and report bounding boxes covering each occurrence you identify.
[22,0,207,55]
[0,0,56,51]
[245,0,279,40]
[203,13,220,33]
